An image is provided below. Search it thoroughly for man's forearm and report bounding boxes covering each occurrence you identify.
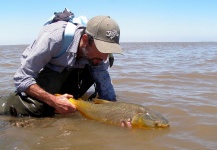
[24,84,56,107]
[24,84,76,114]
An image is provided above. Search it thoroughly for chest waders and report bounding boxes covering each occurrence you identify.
[0,67,70,117]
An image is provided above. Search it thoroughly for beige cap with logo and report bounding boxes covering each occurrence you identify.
[86,16,122,54]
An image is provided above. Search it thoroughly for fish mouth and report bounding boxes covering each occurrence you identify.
[155,120,170,128]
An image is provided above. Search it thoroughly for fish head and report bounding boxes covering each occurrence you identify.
[131,111,169,128]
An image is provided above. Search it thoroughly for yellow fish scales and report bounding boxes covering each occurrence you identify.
[69,98,169,128]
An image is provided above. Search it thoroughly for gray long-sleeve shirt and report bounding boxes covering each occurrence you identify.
[14,21,116,100]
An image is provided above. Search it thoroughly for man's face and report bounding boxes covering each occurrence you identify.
[86,42,109,66]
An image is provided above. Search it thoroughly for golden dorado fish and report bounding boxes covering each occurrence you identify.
[69,98,169,128]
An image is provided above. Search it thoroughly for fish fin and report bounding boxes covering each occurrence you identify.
[68,98,77,104]
[93,98,111,104]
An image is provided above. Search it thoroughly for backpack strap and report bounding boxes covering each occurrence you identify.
[52,22,76,59]
[52,16,88,59]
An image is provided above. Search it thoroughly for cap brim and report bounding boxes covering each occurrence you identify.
[94,39,122,54]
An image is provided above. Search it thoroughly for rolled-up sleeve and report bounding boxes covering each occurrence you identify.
[90,60,116,101]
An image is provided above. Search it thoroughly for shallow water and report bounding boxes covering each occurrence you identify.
[0,43,217,149]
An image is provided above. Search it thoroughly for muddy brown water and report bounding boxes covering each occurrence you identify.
[0,43,216,149]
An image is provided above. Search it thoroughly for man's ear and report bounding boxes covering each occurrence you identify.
[81,34,88,46]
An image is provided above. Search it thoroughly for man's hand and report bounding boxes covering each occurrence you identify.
[53,94,77,114]
[25,84,76,115]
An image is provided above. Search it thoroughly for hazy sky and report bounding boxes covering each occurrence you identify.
[1,0,217,45]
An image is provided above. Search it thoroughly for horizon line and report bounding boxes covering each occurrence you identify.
[1,41,217,46]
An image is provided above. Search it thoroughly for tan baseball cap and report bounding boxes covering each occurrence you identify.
[86,16,122,54]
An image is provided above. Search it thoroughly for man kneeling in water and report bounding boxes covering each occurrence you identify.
[0,12,122,117]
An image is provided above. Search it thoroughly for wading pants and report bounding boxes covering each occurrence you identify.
[0,66,94,117]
